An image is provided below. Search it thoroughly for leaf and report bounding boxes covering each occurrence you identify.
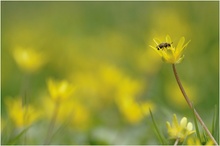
[149,108,166,145]
[192,108,202,143]
[212,105,219,143]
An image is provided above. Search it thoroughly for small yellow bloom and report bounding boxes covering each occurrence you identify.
[149,35,191,64]
[13,47,46,73]
[47,78,75,102]
[166,114,195,142]
[187,137,214,145]
[42,97,90,131]
[116,91,155,124]
[5,98,40,128]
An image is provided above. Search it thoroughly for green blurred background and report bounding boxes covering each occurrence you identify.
[1,1,219,145]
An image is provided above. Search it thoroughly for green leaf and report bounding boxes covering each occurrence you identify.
[149,108,166,145]
[212,105,219,143]
[202,131,208,143]
[192,108,202,143]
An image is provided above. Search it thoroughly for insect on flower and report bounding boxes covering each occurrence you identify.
[156,42,173,50]
[149,35,191,64]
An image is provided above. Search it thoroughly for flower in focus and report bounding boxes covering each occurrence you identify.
[187,137,214,145]
[5,97,40,128]
[47,78,75,102]
[149,35,191,64]
[166,114,195,142]
[13,47,46,73]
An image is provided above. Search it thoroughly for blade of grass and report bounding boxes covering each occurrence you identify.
[211,105,219,144]
[192,105,201,143]
[213,105,219,143]
[7,127,29,145]
[149,108,165,145]
[203,131,208,143]
[212,106,215,136]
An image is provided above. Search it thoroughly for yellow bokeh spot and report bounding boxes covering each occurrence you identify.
[99,65,123,87]
[165,81,197,109]
[5,97,41,128]
[13,47,46,73]
[42,97,90,131]
[47,78,75,102]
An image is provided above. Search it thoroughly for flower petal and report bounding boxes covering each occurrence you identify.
[166,35,172,43]
[180,117,187,127]
[149,45,163,56]
[166,121,171,129]
[173,114,179,128]
[153,38,162,45]
[186,122,193,131]
[175,55,184,64]
[180,40,191,55]
[176,37,185,54]
[161,48,176,64]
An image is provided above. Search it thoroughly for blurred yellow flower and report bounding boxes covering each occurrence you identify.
[165,81,198,109]
[47,78,75,102]
[140,101,155,116]
[114,76,155,124]
[5,98,40,128]
[187,137,214,145]
[42,97,90,131]
[149,35,191,64]
[99,65,123,87]
[116,97,155,124]
[166,114,195,142]
[116,97,142,123]
[116,77,143,99]
[70,101,90,130]
[13,47,46,73]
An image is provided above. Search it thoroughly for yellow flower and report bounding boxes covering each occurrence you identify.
[187,137,214,145]
[116,98,155,124]
[42,97,90,131]
[47,78,75,102]
[5,98,40,128]
[166,114,195,142]
[149,35,191,64]
[13,47,46,73]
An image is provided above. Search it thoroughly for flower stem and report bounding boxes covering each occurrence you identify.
[21,73,30,145]
[172,64,218,145]
[174,138,179,146]
[44,101,60,145]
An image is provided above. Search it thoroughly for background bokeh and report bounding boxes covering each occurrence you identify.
[1,1,219,145]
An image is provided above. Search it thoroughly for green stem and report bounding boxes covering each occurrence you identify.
[172,64,218,145]
[44,101,60,145]
[21,73,30,145]
[174,138,179,146]
[149,108,165,144]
